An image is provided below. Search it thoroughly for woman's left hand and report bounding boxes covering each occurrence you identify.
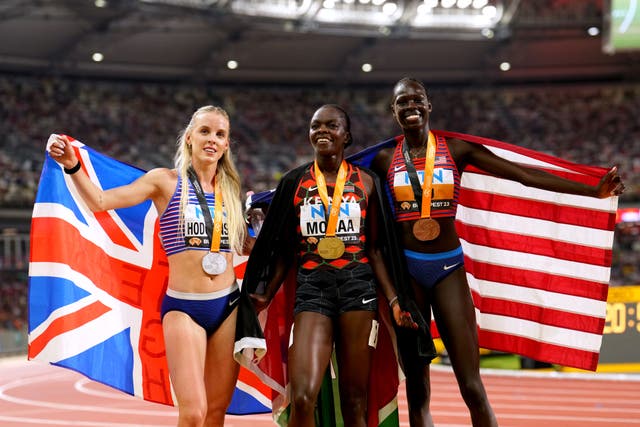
[596,166,625,197]
[392,303,418,329]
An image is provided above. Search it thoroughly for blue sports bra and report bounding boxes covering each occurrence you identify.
[158,175,230,256]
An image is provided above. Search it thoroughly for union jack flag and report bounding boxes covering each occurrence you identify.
[28,136,271,414]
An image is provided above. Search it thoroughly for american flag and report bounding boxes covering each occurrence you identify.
[28,136,272,413]
[350,131,619,371]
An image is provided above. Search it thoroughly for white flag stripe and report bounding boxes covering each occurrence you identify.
[28,262,100,338]
[33,309,130,363]
[485,145,574,171]
[460,173,618,213]
[236,381,273,409]
[457,205,615,249]
[476,311,604,352]
[460,240,611,284]
[28,295,98,340]
[29,262,136,315]
[467,276,607,317]
[31,202,155,267]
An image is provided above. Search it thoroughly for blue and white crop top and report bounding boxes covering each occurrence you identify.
[159,175,230,256]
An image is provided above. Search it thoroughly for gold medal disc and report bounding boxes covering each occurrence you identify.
[412,218,440,241]
[317,237,345,259]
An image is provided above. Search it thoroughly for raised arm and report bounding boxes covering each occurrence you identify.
[450,138,625,198]
[47,134,169,211]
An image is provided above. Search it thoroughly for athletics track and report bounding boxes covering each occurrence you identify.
[1,355,639,427]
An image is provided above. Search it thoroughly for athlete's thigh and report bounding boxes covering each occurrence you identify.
[163,311,208,406]
[410,275,431,321]
[335,310,376,389]
[289,311,334,396]
[431,267,479,363]
[204,307,240,406]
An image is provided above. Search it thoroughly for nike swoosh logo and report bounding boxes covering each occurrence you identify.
[394,166,404,172]
[443,263,460,271]
[229,296,240,306]
[308,185,318,191]
[362,297,376,304]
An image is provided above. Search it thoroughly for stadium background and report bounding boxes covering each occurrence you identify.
[1,0,639,370]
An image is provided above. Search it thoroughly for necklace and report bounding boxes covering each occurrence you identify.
[408,146,425,159]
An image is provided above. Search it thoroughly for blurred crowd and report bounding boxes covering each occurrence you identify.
[0,271,27,339]
[1,74,639,205]
[517,0,602,23]
[0,73,639,333]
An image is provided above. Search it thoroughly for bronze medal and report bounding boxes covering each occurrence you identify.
[317,236,345,260]
[412,218,440,241]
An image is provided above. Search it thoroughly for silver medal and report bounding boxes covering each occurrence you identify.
[201,252,227,275]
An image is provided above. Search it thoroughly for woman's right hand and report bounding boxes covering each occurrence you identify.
[46,134,78,169]
[392,302,418,329]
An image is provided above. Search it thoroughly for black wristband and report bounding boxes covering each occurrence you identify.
[64,161,81,175]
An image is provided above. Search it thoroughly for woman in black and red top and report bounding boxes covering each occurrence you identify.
[240,104,424,427]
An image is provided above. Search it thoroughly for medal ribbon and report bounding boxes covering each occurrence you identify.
[401,131,436,219]
[209,185,223,253]
[187,167,224,253]
[313,160,348,237]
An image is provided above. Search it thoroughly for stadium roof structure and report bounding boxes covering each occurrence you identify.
[0,0,638,85]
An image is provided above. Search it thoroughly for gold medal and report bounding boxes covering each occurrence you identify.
[313,161,349,260]
[412,218,440,241]
[317,236,345,259]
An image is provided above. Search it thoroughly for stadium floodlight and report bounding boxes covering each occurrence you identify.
[142,0,507,34]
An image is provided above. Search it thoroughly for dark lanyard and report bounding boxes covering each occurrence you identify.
[401,141,427,211]
[187,167,213,244]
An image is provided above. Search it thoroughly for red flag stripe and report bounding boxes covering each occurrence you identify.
[462,242,611,290]
[463,257,609,300]
[464,163,603,186]
[456,222,612,266]
[478,330,600,371]
[28,300,112,358]
[470,291,605,334]
[478,311,602,351]
[93,211,138,250]
[32,218,150,308]
[459,188,615,228]
[69,145,139,251]
[238,366,276,398]
[461,172,615,215]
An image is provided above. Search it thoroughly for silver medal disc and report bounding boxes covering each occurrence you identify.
[201,252,227,275]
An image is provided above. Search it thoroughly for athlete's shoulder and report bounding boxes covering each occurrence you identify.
[142,167,177,192]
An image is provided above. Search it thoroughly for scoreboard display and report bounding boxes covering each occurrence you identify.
[598,286,640,368]
[605,0,640,53]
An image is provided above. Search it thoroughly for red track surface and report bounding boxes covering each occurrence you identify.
[1,356,639,426]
